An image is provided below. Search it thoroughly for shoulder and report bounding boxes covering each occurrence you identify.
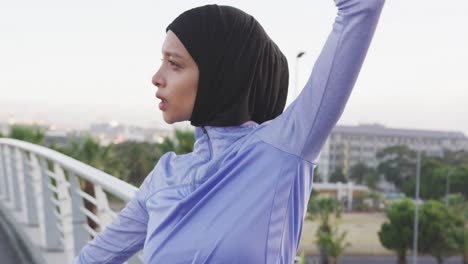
[147,151,197,191]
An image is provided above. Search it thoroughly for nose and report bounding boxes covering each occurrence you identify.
[152,68,165,88]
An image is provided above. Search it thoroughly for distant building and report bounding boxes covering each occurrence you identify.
[318,124,468,182]
[44,130,70,147]
[89,122,173,145]
[313,182,369,211]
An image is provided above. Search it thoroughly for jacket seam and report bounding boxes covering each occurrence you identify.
[253,133,316,166]
[264,163,287,263]
[274,172,296,263]
[145,183,193,201]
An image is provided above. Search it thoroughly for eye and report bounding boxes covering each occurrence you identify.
[160,58,181,70]
[168,60,179,68]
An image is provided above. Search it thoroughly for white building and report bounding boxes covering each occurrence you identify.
[312,182,369,211]
[318,124,468,182]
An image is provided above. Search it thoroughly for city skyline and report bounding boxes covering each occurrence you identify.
[1,0,467,134]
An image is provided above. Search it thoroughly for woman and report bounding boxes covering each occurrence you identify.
[75,0,385,263]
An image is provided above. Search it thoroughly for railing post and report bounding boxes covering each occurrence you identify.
[14,147,29,222]
[0,144,8,200]
[1,145,12,203]
[9,146,22,210]
[68,172,89,255]
[21,150,39,226]
[35,155,63,250]
[53,163,75,263]
[94,185,113,231]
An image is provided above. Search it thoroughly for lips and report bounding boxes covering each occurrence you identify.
[159,99,168,111]
[156,93,168,111]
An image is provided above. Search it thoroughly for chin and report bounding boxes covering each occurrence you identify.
[163,114,182,124]
[163,112,190,124]
[163,115,175,124]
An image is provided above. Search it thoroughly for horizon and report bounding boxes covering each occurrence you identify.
[2,111,468,139]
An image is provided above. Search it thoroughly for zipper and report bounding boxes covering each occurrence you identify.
[201,126,213,161]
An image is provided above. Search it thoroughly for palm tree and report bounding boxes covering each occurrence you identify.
[307,196,343,264]
[317,226,351,264]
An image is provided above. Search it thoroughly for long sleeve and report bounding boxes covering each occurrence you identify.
[73,172,154,264]
[256,0,385,163]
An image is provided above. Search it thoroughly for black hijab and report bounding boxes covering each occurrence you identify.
[166,5,289,127]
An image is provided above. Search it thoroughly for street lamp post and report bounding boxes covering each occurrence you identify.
[295,51,306,98]
[413,148,421,264]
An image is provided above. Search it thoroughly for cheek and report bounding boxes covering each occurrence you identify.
[188,70,199,103]
[189,79,198,104]
[177,72,198,103]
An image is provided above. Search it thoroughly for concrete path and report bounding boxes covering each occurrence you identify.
[0,199,67,264]
[0,220,23,264]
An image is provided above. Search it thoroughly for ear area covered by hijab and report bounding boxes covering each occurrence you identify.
[166,5,289,127]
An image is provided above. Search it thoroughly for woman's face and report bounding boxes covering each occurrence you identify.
[152,30,199,124]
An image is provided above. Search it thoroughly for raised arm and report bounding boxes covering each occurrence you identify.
[256,0,385,162]
[73,173,153,264]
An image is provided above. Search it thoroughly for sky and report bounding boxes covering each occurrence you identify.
[0,0,467,134]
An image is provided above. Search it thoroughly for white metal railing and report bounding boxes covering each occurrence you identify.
[0,138,143,263]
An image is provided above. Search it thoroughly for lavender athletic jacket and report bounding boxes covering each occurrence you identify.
[74,0,384,263]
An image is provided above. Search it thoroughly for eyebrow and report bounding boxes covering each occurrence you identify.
[162,51,184,59]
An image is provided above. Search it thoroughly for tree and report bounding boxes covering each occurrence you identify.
[110,141,162,185]
[445,194,468,219]
[442,150,468,167]
[349,162,379,189]
[448,165,468,199]
[308,196,344,264]
[8,124,45,144]
[401,158,447,199]
[173,129,195,154]
[54,136,115,172]
[108,128,195,186]
[418,200,462,264]
[378,199,414,264]
[308,197,342,233]
[380,198,466,264]
[403,162,468,200]
[317,226,351,264]
[451,226,468,264]
[159,129,195,155]
[348,163,367,184]
[446,194,468,264]
[298,251,306,264]
[329,166,346,183]
[314,167,323,182]
[377,145,417,190]
[365,172,379,190]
